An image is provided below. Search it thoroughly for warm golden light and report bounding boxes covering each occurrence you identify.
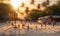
[10,0,26,19]
[19,7,25,12]
[11,0,23,9]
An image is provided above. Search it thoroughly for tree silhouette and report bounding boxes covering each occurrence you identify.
[49,4,60,15]
[42,2,47,7]
[0,3,13,15]
[0,3,17,20]
[42,0,50,15]
[21,3,25,7]
[42,0,49,7]
[37,4,40,9]
[31,0,34,5]
[28,9,43,20]
[25,7,29,14]
[57,0,60,6]
[47,0,49,5]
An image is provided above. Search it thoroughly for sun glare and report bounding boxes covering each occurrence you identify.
[11,0,23,9]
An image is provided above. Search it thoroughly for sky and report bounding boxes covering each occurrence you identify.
[35,0,58,4]
[23,0,59,6]
[0,0,59,4]
[22,0,59,10]
[0,0,59,10]
[0,0,59,9]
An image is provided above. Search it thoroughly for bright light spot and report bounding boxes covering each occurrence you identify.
[19,12,27,19]
[40,7,46,11]
[10,0,23,9]
[19,7,25,12]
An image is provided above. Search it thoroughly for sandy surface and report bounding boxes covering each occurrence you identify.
[0,21,60,36]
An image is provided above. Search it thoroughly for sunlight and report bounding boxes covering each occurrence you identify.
[19,7,25,12]
[10,0,23,9]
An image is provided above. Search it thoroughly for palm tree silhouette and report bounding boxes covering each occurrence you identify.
[42,0,49,7]
[47,0,49,5]
[25,7,29,14]
[31,0,35,5]
[37,4,40,9]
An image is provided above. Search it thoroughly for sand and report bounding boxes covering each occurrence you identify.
[0,21,60,36]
